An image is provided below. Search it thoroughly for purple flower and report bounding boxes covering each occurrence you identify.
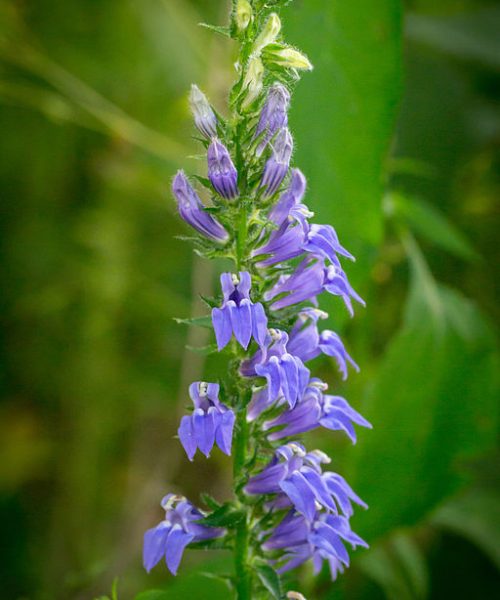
[262,510,367,579]
[143,494,223,575]
[211,272,268,350]
[252,203,313,267]
[287,309,359,379]
[255,83,290,156]
[172,171,229,242]
[264,378,372,442]
[207,138,239,199]
[189,84,217,139]
[260,128,293,198]
[267,168,307,226]
[241,329,310,409]
[304,223,354,262]
[178,382,235,460]
[245,444,339,520]
[265,258,365,316]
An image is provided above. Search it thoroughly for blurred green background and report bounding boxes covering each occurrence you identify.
[1,0,499,599]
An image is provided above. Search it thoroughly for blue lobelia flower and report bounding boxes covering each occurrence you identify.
[266,257,365,315]
[189,84,218,139]
[211,272,268,350]
[241,329,310,409]
[178,382,235,460]
[264,378,371,442]
[267,168,307,226]
[172,171,229,243]
[304,223,354,263]
[287,308,359,379]
[255,83,290,156]
[143,494,223,575]
[207,138,239,199]
[245,444,338,520]
[260,128,293,198]
[262,510,367,579]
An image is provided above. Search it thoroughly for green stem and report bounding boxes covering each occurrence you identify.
[233,403,252,599]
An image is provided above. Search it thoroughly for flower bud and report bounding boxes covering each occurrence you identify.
[207,138,239,199]
[264,45,313,71]
[241,56,264,109]
[235,0,252,32]
[253,13,281,54]
[260,128,293,197]
[172,171,229,242]
[189,84,217,139]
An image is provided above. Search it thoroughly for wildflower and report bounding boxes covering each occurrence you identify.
[207,138,239,199]
[268,168,307,226]
[245,444,338,520]
[211,272,267,350]
[287,309,359,379]
[143,494,223,574]
[266,258,365,315]
[262,511,367,579]
[172,171,229,242]
[241,329,310,409]
[260,128,293,197]
[178,382,235,460]
[189,84,217,139]
[255,83,290,155]
[304,223,355,262]
[264,378,372,442]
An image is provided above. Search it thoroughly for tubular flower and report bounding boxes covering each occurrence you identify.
[245,444,366,521]
[264,378,372,442]
[189,84,217,139]
[262,511,367,579]
[178,382,235,460]
[260,128,293,198]
[241,329,310,409]
[211,272,268,350]
[207,138,239,199]
[255,83,290,155]
[266,257,365,315]
[172,171,228,242]
[145,2,372,594]
[143,494,223,575]
[287,309,359,379]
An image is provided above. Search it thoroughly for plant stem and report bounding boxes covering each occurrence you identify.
[233,402,252,599]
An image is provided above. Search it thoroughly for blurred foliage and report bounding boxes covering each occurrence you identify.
[0,1,499,599]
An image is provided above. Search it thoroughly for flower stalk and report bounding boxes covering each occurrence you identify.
[142,2,371,598]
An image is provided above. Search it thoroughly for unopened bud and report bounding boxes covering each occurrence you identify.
[254,13,281,54]
[264,45,313,71]
[241,56,264,109]
[235,0,252,32]
[287,592,307,600]
[189,84,217,138]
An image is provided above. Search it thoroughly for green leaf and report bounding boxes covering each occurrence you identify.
[198,23,231,38]
[387,191,478,261]
[196,503,245,528]
[201,492,223,511]
[255,563,283,599]
[358,532,428,600]
[350,270,500,541]
[406,8,500,71]
[185,343,218,356]
[286,0,402,257]
[174,315,213,328]
[431,486,500,570]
